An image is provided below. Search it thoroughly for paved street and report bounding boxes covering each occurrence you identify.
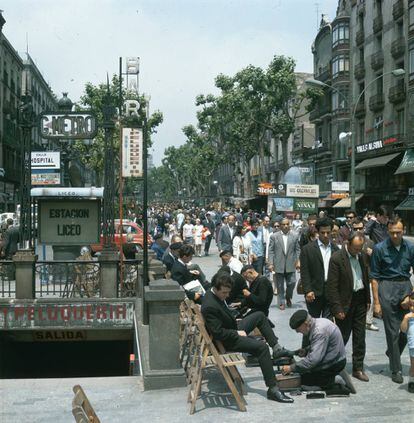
[1,242,413,422]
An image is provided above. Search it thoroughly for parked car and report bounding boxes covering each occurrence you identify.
[90,219,152,255]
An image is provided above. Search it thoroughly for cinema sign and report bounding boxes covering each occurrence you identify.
[39,112,97,140]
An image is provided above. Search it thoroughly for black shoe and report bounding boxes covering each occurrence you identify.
[391,372,403,384]
[325,383,350,397]
[272,347,295,360]
[267,386,294,403]
[408,382,414,393]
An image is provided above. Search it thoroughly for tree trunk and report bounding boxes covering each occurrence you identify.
[280,135,290,173]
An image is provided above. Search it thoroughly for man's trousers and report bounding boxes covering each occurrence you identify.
[378,279,412,373]
[335,289,367,371]
[225,311,278,387]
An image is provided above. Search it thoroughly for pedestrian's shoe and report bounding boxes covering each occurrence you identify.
[408,381,414,393]
[272,346,295,360]
[352,370,369,382]
[273,289,278,296]
[366,323,379,331]
[279,304,285,310]
[286,298,292,308]
[267,386,294,403]
[391,372,403,384]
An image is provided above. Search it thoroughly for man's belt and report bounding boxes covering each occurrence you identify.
[382,278,410,282]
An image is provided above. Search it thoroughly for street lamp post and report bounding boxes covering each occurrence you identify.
[18,93,35,249]
[57,93,74,187]
[306,68,405,210]
[102,83,117,248]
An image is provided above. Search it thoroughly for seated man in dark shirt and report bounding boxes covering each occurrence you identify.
[238,265,274,317]
[212,265,247,305]
[201,273,293,403]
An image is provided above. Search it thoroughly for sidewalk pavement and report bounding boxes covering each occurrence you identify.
[1,242,413,422]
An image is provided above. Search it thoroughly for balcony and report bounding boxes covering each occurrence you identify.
[391,37,405,59]
[373,16,383,34]
[317,66,331,83]
[356,29,365,46]
[369,93,385,112]
[371,51,384,71]
[354,63,365,80]
[309,104,331,122]
[393,0,404,21]
[354,101,366,118]
[388,81,406,104]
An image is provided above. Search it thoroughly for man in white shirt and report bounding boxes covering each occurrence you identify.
[220,250,243,274]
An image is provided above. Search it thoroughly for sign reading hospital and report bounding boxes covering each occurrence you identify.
[38,199,100,245]
[39,112,97,140]
[286,184,319,198]
[31,152,61,185]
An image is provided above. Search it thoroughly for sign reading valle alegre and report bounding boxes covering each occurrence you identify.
[39,199,100,245]
[39,112,97,140]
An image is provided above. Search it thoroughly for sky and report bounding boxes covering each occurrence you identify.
[2,0,337,165]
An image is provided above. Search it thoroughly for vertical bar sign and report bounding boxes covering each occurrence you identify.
[122,128,143,177]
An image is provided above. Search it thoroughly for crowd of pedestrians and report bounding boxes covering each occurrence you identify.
[147,202,414,400]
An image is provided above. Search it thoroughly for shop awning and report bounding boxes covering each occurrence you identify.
[395,196,414,211]
[355,153,400,170]
[333,194,364,208]
[395,149,414,174]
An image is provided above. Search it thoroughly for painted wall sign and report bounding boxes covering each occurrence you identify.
[0,302,134,330]
[39,112,97,140]
[33,330,86,342]
[286,184,319,198]
[331,181,349,192]
[38,199,100,245]
[257,183,286,196]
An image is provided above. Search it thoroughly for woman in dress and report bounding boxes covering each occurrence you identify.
[193,218,204,257]
[232,225,251,265]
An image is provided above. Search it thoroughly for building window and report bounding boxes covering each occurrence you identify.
[358,121,365,145]
[332,89,348,111]
[374,115,383,140]
[332,54,350,78]
[410,4,414,29]
[332,22,349,47]
[396,109,405,135]
[410,48,414,80]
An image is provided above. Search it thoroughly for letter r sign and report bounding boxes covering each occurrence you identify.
[124,100,140,117]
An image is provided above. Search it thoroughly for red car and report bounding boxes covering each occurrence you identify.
[90,220,152,255]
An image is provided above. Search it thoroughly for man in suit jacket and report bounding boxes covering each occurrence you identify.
[240,265,274,317]
[171,244,209,302]
[217,214,236,253]
[326,232,371,382]
[300,217,339,319]
[268,218,300,310]
[338,210,356,243]
[201,273,293,403]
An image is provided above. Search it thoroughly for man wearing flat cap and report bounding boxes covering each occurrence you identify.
[282,309,347,389]
[162,235,183,277]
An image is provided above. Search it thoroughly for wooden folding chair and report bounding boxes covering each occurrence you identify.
[72,385,100,423]
[187,303,246,414]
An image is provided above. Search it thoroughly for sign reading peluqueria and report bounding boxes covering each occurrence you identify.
[0,302,134,329]
[38,199,100,245]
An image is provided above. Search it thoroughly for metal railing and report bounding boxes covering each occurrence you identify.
[0,260,16,298]
[35,260,101,298]
[118,260,140,297]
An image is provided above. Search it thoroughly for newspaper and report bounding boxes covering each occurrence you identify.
[183,279,205,296]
